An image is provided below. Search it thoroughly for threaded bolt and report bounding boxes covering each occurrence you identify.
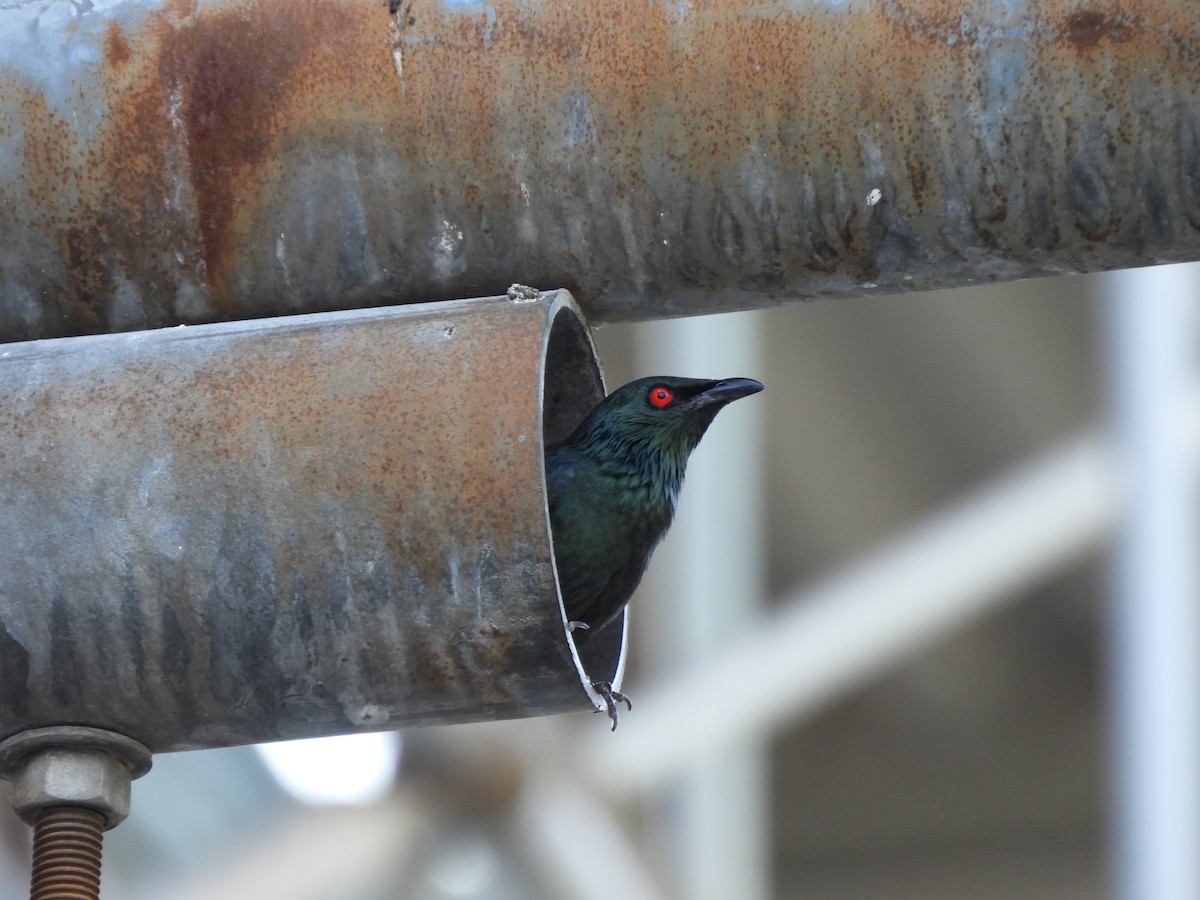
[30,806,105,900]
[0,728,152,900]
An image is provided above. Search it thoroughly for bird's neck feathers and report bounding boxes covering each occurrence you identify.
[566,407,719,507]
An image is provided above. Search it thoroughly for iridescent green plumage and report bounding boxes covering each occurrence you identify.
[545,376,764,642]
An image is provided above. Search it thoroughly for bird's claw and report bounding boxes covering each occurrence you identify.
[591,681,632,731]
[568,620,590,633]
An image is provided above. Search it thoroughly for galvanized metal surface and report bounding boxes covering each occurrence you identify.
[0,0,1197,342]
[8,747,135,829]
[0,290,621,752]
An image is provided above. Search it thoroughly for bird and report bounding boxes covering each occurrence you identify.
[545,375,764,728]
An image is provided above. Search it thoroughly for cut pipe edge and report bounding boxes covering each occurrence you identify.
[540,293,629,707]
[0,289,622,752]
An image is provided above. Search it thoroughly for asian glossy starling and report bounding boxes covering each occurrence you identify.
[545,375,764,728]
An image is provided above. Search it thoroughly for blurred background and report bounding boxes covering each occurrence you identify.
[3,263,1196,899]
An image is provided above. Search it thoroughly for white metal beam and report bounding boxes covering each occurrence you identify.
[1103,262,1200,900]
[632,311,771,900]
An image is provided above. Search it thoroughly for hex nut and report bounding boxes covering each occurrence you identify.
[11,748,132,829]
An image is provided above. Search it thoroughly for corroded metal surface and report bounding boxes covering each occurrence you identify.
[0,1,1196,340]
[0,290,620,751]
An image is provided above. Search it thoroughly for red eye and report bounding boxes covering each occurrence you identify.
[649,386,672,408]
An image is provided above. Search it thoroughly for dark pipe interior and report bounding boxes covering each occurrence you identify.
[542,306,605,444]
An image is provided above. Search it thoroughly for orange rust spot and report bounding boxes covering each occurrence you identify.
[104,20,132,66]
[1062,10,1136,53]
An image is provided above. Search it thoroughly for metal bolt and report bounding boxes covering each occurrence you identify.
[11,748,133,830]
[29,806,105,900]
[0,727,151,900]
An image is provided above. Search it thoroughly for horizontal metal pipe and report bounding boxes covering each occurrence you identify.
[1,0,1198,341]
[0,289,624,752]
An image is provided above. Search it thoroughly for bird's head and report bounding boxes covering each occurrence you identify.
[565,375,764,468]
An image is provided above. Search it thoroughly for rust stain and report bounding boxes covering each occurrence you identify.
[156,4,324,309]
[1062,9,1137,53]
[882,0,965,43]
[84,0,397,317]
[4,85,107,331]
[150,300,546,596]
[104,20,132,66]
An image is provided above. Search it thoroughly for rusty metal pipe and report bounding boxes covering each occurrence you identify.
[1,1,1199,342]
[0,289,623,752]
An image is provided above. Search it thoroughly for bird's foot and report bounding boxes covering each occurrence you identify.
[591,681,632,732]
[568,620,590,633]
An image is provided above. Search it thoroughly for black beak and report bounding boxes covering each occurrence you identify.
[694,377,764,407]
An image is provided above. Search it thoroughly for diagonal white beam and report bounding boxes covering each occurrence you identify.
[514,773,670,900]
[631,310,770,900]
[582,432,1122,794]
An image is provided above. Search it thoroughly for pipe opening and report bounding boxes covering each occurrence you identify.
[541,302,627,695]
[542,306,604,445]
